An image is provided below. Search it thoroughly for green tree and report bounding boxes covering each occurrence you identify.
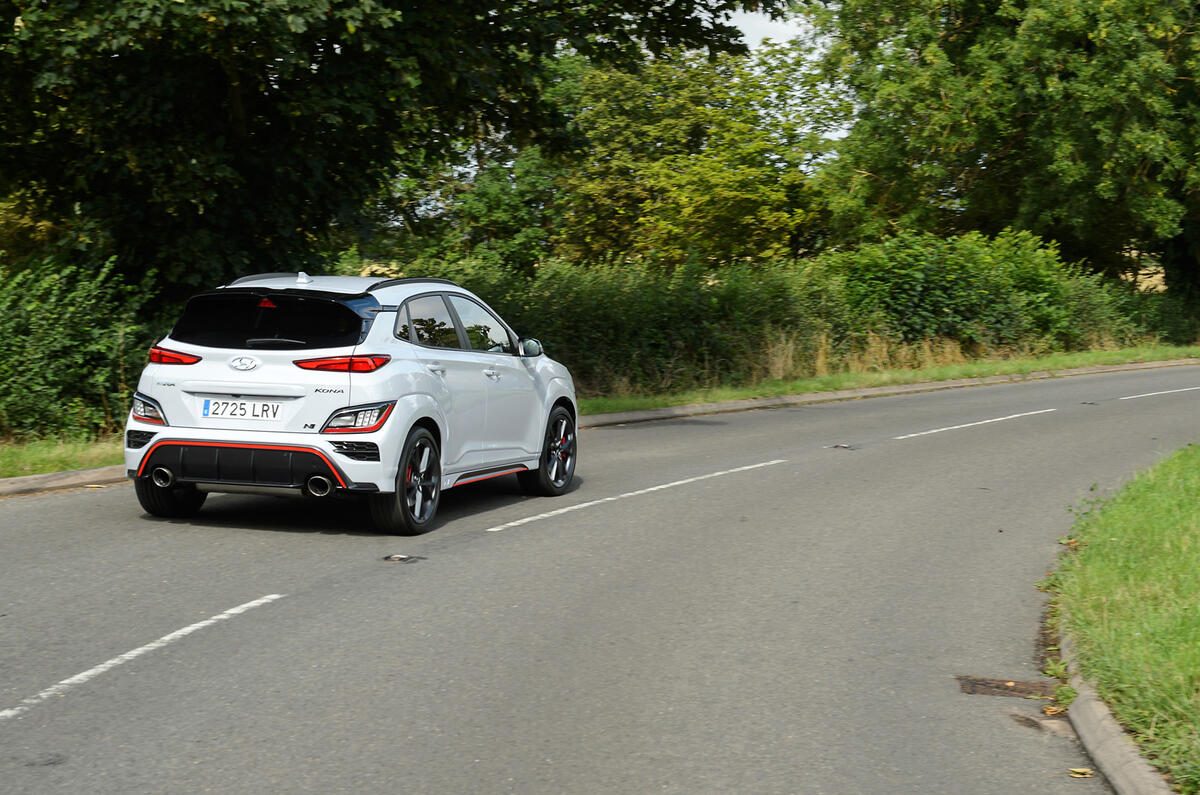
[357,142,566,275]
[805,0,1200,302]
[358,44,848,272]
[0,0,785,292]
[557,39,848,266]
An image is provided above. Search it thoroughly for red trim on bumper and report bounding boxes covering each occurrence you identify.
[135,440,348,488]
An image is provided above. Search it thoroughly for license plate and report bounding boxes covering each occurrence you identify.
[201,399,282,421]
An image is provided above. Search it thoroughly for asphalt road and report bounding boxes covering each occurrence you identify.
[2,366,1197,794]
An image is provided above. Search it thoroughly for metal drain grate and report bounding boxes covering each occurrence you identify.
[955,675,1055,698]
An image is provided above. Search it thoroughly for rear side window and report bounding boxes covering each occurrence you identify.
[171,293,366,350]
[405,295,462,349]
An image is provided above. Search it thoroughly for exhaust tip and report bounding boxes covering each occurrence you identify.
[306,475,334,498]
[151,467,175,488]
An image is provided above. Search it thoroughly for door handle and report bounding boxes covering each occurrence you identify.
[425,363,446,376]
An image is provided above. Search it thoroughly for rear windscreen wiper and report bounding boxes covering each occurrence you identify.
[245,337,307,347]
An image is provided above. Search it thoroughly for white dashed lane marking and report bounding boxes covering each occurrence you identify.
[1119,386,1200,401]
[892,409,1059,441]
[0,594,286,722]
[484,460,788,532]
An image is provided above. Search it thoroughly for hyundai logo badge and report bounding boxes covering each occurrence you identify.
[230,356,260,371]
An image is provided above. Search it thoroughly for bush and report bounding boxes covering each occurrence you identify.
[816,230,1145,351]
[1128,290,1200,346]
[345,230,1167,395]
[360,256,848,394]
[0,259,150,440]
[1,229,1177,439]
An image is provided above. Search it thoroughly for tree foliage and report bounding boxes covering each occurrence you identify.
[0,260,149,439]
[557,40,847,266]
[361,41,849,271]
[804,0,1200,300]
[0,0,786,291]
[359,134,569,275]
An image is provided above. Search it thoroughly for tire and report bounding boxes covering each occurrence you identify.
[369,426,441,535]
[134,478,207,518]
[519,406,577,496]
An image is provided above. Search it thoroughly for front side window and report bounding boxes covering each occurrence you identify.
[448,296,514,354]
[405,295,462,349]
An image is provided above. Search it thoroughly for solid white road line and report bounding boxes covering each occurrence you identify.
[484,459,788,532]
[0,593,286,722]
[893,409,1058,441]
[1119,386,1200,401]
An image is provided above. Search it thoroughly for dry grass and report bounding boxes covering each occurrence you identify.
[844,333,970,373]
[758,329,976,384]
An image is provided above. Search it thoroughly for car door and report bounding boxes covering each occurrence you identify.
[403,293,490,472]
[445,295,542,461]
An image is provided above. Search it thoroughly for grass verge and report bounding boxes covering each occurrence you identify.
[1046,444,1200,792]
[577,344,1200,415]
[0,436,124,480]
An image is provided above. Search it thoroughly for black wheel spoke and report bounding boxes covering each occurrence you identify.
[543,413,575,487]
[394,435,440,528]
[519,407,577,497]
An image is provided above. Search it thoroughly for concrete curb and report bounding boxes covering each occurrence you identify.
[580,358,1200,428]
[1060,634,1173,794]
[0,464,128,497]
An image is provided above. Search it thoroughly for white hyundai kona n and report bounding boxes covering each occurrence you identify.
[125,273,578,534]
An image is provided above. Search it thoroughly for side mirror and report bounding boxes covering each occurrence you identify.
[519,338,543,357]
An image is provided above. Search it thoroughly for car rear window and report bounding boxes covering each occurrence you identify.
[171,292,369,350]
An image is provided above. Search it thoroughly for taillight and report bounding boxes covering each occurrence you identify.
[321,402,395,433]
[149,346,202,365]
[131,394,167,425]
[294,355,391,373]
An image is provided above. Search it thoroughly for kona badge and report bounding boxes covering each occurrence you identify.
[230,356,259,371]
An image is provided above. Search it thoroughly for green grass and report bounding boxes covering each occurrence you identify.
[0,436,124,479]
[577,344,1200,415]
[1048,444,1200,792]
[2,344,1197,478]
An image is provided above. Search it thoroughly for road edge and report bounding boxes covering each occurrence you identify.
[0,464,129,497]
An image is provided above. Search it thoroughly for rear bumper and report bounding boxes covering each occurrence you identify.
[127,438,381,493]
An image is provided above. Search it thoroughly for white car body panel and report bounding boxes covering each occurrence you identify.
[125,274,576,503]
[414,345,491,472]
